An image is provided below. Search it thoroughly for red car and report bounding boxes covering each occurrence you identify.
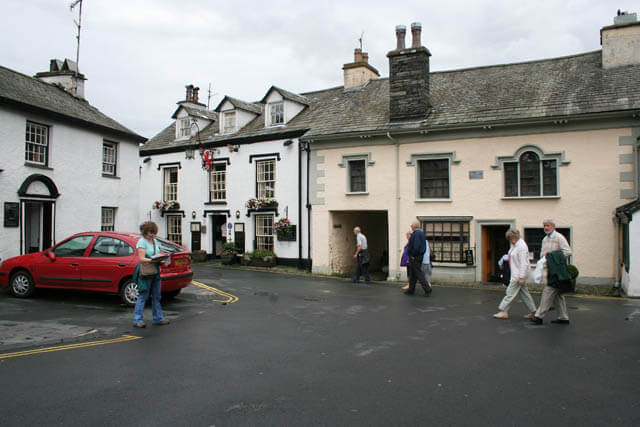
[0,232,193,306]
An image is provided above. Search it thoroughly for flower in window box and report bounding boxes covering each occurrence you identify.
[274,218,296,241]
[245,198,278,209]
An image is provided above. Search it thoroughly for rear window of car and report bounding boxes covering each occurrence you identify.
[90,237,134,257]
[156,238,185,254]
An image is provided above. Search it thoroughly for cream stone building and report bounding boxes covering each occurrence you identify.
[304,16,640,288]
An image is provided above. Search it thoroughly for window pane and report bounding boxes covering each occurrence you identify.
[270,102,284,125]
[419,159,449,198]
[519,151,540,196]
[256,159,275,199]
[256,215,274,251]
[210,163,226,200]
[167,216,182,245]
[542,160,557,196]
[54,235,93,257]
[164,168,178,201]
[25,122,49,165]
[101,207,115,231]
[102,142,117,176]
[504,162,518,196]
[422,220,469,264]
[524,227,571,263]
[90,237,133,257]
[349,160,366,192]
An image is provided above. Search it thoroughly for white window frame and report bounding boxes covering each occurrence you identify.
[25,121,49,166]
[179,117,191,138]
[209,163,226,201]
[256,159,275,199]
[223,111,236,134]
[102,141,117,176]
[269,101,284,126]
[163,167,178,201]
[167,215,182,245]
[255,214,274,251]
[101,207,116,231]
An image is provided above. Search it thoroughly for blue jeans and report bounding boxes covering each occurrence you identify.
[133,276,165,324]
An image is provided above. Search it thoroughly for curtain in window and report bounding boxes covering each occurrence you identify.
[419,159,449,198]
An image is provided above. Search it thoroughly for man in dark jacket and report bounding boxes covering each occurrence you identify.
[404,220,431,296]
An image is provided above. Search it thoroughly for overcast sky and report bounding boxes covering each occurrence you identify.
[1,0,637,138]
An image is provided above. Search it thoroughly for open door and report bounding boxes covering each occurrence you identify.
[481,225,510,282]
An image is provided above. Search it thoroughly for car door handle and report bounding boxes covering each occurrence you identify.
[118,263,127,267]
[71,262,79,266]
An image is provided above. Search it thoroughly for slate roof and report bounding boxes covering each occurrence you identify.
[0,65,145,142]
[141,50,640,153]
[261,85,310,106]
[214,96,263,114]
[171,105,218,121]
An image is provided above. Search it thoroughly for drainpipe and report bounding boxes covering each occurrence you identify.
[297,140,303,269]
[305,141,312,271]
[386,132,400,280]
[613,214,622,297]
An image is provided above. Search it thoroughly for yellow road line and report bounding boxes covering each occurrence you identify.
[191,280,239,303]
[0,335,142,360]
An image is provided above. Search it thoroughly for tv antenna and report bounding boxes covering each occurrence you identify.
[207,83,218,110]
[70,0,83,68]
[358,31,364,50]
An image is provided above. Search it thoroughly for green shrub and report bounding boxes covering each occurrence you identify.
[568,264,579,279]
[251,250,276,260]
[222,242,238,254]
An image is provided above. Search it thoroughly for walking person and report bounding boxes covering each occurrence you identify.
[352,227,371,284]
[422,239,433,291]
[493,229,537,319]
[404,220,431,296]
[531,219,573,325]
[400,231,412,291]
[133,221,169,328]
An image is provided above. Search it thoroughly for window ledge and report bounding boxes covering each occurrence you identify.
[102,174,120,179]
[25,162,53,170]
[415,198,452,203]
[432,262,473,268]
[267,124,286,128]
[205,201,227,205]
[346,191,369,196]
[501,196,560,200]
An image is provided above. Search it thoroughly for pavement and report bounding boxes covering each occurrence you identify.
[1,264,639,426]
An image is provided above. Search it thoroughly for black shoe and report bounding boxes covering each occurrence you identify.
[551,319,570,325]
[530,316,543,325]
[422,286,432,296]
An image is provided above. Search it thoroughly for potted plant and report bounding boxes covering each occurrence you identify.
[250,249,277,267]
[241,252,252,266]
[245,198,278,210]
[220,243,237,265]
[152,200,180,211]
[191,249,207,263]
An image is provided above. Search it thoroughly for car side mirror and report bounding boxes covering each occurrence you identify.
[47,251,56,262]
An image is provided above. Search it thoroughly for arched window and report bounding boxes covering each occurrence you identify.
[504,151,557,197]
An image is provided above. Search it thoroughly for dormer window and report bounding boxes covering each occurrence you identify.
[269,101,284,126]
[223,111,236,133]
[179,117,191,138]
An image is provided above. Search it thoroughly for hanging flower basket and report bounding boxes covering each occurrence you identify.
[274,218,296,241]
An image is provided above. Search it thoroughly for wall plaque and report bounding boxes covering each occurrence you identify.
[469,170,484,180]
[4,202,19,227]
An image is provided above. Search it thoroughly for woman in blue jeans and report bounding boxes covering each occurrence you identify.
[133,221,169,328]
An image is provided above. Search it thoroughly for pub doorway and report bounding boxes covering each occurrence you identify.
[211,214,227,258]
[481,224,510,282]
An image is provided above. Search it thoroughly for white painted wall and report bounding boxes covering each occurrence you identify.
[623,211,640,296]
[0,106,140,261]
[139,138,310,260]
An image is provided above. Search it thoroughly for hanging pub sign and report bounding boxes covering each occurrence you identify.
[201,149,214,171]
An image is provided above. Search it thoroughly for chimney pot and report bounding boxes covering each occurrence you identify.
[411,22,422,48]
[395,25,406,50]
[354,48,363,63]
[362,52,369,63]
[193,87,200,103]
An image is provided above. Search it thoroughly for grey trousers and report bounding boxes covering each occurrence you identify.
[498,278,537,313]
[535,285,569,320]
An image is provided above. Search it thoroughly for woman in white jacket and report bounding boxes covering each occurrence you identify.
[493,229,537,319]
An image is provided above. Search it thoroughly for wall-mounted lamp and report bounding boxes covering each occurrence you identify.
[283,139,294,146]
[192,211,197,219]
[143,157,151,163]
[235,210,241,219]
[185,149,195,159]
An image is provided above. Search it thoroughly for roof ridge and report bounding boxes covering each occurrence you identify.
[432,50,602,75]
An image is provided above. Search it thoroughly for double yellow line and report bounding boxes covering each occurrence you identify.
[0,335,142,360]
[191,280,239,303]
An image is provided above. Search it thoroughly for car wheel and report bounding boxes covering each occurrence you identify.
[10,270,35,298]
[163,289,181,299]
[120,279,139,307]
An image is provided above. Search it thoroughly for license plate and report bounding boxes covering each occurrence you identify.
[174,258,187,266]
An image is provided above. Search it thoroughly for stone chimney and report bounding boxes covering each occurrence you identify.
[601,10,640,69]
[387,22,431,122]
[35,58,86,99]
[343,47,380,89]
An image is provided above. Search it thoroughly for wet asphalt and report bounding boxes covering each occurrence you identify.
[1,264,639,426]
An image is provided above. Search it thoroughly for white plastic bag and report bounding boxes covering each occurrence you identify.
[533,256,546,284]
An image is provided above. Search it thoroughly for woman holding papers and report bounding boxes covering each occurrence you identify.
[133,221,170,328]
